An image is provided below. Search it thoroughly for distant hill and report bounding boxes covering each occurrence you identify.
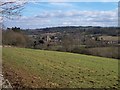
[23,26,119,36]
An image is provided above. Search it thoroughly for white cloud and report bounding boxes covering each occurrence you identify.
[0,17,3,23]
[27,0,119,2]
[62,22,72,25]
[4,8,118,28]
[36,9,117,19]
[49,2,73,7]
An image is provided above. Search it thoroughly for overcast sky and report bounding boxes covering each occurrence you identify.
[4,1,119,29]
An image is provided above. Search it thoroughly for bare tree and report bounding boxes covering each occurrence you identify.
[0,0,27,18]
[0,0,28,45]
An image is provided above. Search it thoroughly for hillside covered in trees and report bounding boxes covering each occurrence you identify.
[2,26,120,59]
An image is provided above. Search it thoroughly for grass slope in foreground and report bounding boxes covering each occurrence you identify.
[2,47,119,88]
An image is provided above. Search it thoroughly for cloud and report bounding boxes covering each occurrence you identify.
[35,9,117,19]
[27,0,119,2]
[0,17,3,23]
[4,9,117,28]
[49,2,73,7]
[4,16,52,28]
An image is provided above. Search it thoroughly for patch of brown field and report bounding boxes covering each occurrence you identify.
[2,62,55,89]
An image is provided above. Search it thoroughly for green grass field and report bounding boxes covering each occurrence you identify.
[2,47,119,88]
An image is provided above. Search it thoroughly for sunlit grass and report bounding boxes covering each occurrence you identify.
[2,47,119,88]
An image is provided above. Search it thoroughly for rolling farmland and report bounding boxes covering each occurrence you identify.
[2,47,119,88]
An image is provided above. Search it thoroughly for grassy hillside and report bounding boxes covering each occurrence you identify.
[2,47,119,88]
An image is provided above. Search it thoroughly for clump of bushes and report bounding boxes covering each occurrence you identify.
[2,29,31,48]
[71,47,91,55]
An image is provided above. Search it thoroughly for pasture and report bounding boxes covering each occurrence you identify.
[2,47,119,88]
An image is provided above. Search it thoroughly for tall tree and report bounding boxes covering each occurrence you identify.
[0,0,28,45]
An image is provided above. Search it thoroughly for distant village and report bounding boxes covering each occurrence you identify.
[3,26,120,59]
